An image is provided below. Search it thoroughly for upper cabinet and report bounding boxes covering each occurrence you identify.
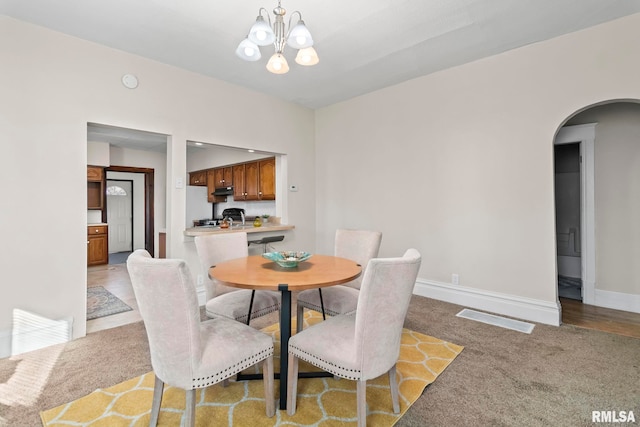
[192,156,276,202]
[213,166,233,189]
[87,166,105,210]
[232,164,246,201]
[258,157,276,200]
[233,157,275,201]
[206,170,228,203]
[189,170,207,186]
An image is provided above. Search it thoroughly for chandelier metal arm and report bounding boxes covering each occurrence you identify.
[285,10,302,40]
[257,7,272,27]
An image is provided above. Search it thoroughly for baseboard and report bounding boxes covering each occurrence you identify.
[196,286,207,307]
[413,278,561,326]
[594,289,640,314]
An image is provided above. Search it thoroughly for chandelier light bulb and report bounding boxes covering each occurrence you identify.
[287,20,313,49]
[266,53,290,74]
[248,16,276,46]
[295,46,319,66]
[255,30,268,41]
[235,38,261,61]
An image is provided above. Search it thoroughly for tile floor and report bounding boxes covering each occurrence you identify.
[86,262,141,334]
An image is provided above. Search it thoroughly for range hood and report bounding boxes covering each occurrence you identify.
[212,186,233,196]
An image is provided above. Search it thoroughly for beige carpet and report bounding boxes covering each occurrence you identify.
[41,311,463,426]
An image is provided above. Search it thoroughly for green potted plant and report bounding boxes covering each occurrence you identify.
[261,214,270,224]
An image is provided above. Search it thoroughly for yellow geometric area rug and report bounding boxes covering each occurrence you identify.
[41,311,463,426]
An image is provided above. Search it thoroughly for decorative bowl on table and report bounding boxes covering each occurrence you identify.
[262,251,312,268]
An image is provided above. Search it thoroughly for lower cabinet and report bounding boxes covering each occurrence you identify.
[87,225,109,266]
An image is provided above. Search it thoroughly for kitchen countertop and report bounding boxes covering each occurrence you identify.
[183,223,294,237]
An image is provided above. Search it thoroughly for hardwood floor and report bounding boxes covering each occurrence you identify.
[560,297,640,339]
[87,263,141,334]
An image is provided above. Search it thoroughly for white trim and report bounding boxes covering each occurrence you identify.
[554,123,597,304]
[594,289,640,314]
[413,278,561,326]
[197,286,207,306]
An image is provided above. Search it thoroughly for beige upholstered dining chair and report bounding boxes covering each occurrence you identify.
[195,232,281,325]
[287,249,421,427]
[296,229,382,332]
[127,250,275,426]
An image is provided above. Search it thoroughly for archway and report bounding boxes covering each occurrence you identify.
[554,100,640,318]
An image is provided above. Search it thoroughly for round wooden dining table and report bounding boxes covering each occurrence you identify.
[209,254,361,410]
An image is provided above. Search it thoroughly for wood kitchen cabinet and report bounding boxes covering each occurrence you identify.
[189,170,207,186]
[258,157,276,200]
[233,162,259,200]
[87,225,108,266]
[232,164,247,200]
[233,157,275,201]
[213,166,233,188]
[206,169,228,203]
[87,166,105,210]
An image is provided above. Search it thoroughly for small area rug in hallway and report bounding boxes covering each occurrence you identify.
[87,286,132,320]
[41,311,463,426]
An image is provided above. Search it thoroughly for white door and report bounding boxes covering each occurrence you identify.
[107,180,133,253]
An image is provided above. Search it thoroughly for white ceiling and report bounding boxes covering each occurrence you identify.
[3,0,640,111]
[6,1,640,151]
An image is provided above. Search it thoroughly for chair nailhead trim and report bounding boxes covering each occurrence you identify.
[191,347,273,388]
[289,345,362,381]
[209,303,281,323]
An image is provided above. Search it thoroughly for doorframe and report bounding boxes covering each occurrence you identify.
[554,123,596,304]
[105,166,155,257]
[106,178,134,253]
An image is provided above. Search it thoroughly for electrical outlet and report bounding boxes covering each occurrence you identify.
[452,273,459,285]
[197,274,204,285]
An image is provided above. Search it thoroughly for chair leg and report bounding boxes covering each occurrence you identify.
[357,379,367,427]
[286,353,299,415]
[296,304,304,333]
[184,389,196,427]
[389,364,400,413]
[149,375,164,427]
[246,290,256,325]
[263,355,275,417]
[318,288,326,320]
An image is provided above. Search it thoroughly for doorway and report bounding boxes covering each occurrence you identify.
[106,166,155,257]
[554,124,596,305]
[554,143,582,300]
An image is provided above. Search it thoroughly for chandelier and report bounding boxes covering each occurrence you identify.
[235,1,319,74]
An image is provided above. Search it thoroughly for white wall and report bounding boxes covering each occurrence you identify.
[315,13,640,324]
[0,16,315,344]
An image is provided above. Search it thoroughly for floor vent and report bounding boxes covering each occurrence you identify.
[456,309,535,334]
